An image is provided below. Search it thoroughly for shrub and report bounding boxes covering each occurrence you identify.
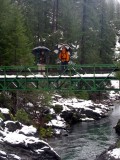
[0,112,5,120]
[15,108,30,125]
[76,90,89,100]
[44,114,52,123]
[53,104,63,114]
[39,127,53,138]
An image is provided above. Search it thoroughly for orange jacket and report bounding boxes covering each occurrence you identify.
[59,51,70,62]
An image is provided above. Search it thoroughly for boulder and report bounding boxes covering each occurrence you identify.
[95,143,120,160]
[115,119,120,135]
[81,109,101,120]
[0,120,61,160]
[61,110,82,124]
[4,121,22,132]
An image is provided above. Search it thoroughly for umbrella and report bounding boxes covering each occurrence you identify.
[32,46,51,64]
[32,46,51,55]
[54,43,72,55]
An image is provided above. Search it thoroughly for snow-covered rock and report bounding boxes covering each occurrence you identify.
[0,120,61,160]
[95,143,120,160]
[51,96,112,124]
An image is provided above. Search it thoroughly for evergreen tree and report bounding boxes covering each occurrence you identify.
[98,0,115,63]
[0,0,33,65]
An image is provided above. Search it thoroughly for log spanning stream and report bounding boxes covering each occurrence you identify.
[48,103,120,160]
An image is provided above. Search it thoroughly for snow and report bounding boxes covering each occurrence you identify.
[62,105,70,111]
[47,119,66,128]
[0,108,9,114]
[0,73,116,78]
[9,154,21,160]
[111,80,120,89]
[34,149,44,153]
[18,125,37,135]
[0,118,3,123]
[3,132,48,146]
[49,108,55,114]
[107,148,120,159]
[81,117,94,121]
[54,129,61,135]
[109,80,120,100]
[115,36,120,55]
[26,102,34,107]
[4,120,19,125]
[0,150,6,156]
[3,132,27,144]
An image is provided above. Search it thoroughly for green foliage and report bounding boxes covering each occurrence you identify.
[53,104,63,114]
[116,139,120,148]
[116,63,120,79]
[15,108,30,125]
[44,114,52,123]
[0,0,33,66]
[75,91,89,100]
[0,112,5,120]
[0,92,13,109]
[39,127,53,138]
[60,90,75,98]
[0,0,119,65]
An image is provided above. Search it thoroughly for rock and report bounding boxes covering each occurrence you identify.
[115,119,120,135]
[0,120,61,160]
[81,109,101,120]
[4,121,22,132]
[95,142,120,160]
[61,110,81,124]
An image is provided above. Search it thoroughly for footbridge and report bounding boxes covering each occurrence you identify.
[0,64,120,91]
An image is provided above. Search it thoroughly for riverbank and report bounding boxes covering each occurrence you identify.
[0,95,118,160]
[0,80,119,159]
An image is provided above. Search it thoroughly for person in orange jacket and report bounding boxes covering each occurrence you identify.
[59,47,70,73]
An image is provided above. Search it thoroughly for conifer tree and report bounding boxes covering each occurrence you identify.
[0,0,33,65]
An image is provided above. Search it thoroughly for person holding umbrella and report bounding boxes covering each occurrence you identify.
[32,46,50,75]
[59,46,70,73]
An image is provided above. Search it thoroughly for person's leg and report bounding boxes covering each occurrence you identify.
[61,62,64,73]
[41,64,45,76]
[64,61,68,73]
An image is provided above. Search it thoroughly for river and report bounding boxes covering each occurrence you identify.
[48,102,120,160]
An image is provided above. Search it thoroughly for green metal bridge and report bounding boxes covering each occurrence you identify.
[0,64,120,91]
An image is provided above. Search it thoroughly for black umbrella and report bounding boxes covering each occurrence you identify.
[32,46,51,55]
[32,46,51,64]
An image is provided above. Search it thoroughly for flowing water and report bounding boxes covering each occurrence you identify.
[48,103,120,160]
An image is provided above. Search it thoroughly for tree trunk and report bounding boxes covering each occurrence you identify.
[52,0,59,32]
[99,0,104,59]
[80,0,87,64]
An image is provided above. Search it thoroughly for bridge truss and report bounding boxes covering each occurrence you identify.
[0,64,120,91]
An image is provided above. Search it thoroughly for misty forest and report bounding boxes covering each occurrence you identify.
[0,1,120,160]
[0,0,120,65]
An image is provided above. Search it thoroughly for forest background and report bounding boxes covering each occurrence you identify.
[0,0,120,66]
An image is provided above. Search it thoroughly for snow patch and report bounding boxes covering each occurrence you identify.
[0,108,9,114]
[18,125,37,135]
[107,148,120,159]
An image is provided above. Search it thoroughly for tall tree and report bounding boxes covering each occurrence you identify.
[98,0,115,63]
[52,0,59,32]
[0,0,33,65]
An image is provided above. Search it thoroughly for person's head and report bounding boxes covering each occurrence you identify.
[61,47,67,53]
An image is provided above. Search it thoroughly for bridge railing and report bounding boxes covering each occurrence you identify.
[0,64,119,76]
